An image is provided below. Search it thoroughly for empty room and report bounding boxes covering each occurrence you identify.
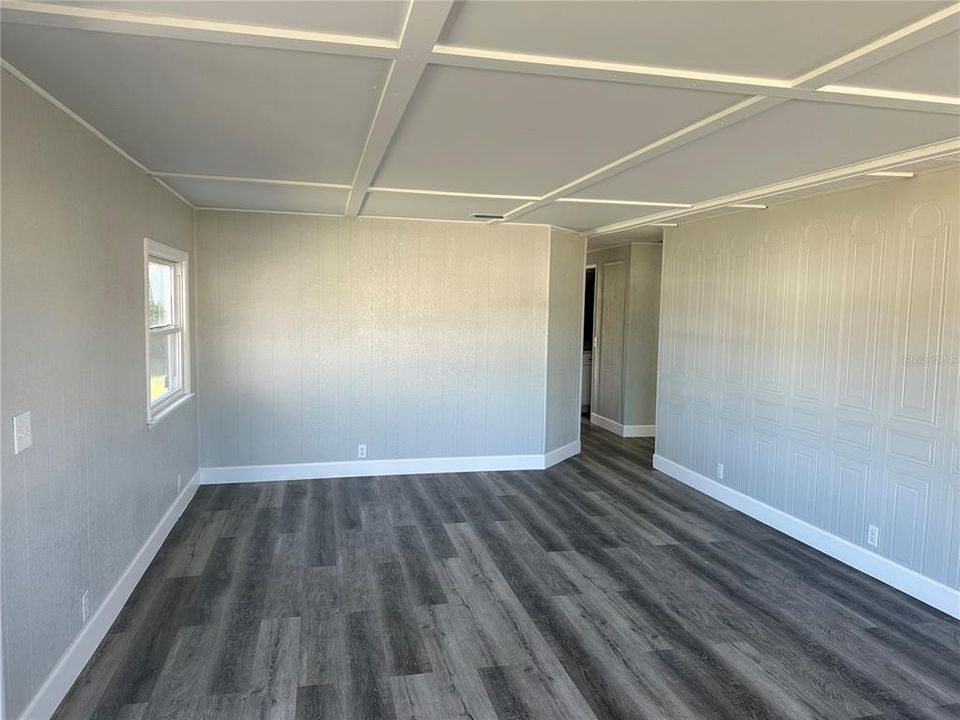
[2,1,959,719]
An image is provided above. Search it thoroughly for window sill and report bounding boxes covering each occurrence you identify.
[146,392,194,429]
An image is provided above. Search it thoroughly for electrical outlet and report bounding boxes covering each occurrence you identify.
[13,411,33,454]
[357,444,367,459]
[867,524,880,548]
[177,472,182,493]
[716,462,724,480]
[81,590,90,624]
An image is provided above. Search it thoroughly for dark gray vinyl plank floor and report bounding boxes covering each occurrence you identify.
[54,420,960,720]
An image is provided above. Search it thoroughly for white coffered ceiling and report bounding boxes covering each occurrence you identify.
[1,0,958,246]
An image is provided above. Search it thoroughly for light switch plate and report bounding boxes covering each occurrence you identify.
[13,411,32,454]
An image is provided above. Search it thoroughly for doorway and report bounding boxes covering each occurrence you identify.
[581,266,596,416]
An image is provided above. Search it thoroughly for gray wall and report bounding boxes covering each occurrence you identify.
[657,167,960,589]
[545,228,587,452]
[1,70,198,718]
[587,242,662,427]
[624,243,662,426]
[196,211,561,467]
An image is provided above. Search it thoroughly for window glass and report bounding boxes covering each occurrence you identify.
[148,261,175,329]
[149,332,182,403]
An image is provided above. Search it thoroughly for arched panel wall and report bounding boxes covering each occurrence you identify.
[655,167,960,614]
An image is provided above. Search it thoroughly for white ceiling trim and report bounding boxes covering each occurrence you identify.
[149,172,352,189]
[431,44,792,92]
[1,57,194,208]
[501,95,782,221]
[195,207,343,218]
[0,0,400,58]
[148,171,351,190]
[817,84,960,107]
[792,3,960,87]
[367,187,538,200]
[587,137,960,238]
[866,171,916,177]
[501,3,960,224]
[344,0,455,216]
[556,198,693,208]
[3,0,955,116]
[3,1,957,224]
[429,44,960,115]
[195,205,555,229]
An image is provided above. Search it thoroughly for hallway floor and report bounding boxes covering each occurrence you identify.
[55,421,960,720]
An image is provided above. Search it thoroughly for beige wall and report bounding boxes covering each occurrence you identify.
[195,211,582,467]
[1,70,198,718]
[657,167,960,589]
[545,228,587,453]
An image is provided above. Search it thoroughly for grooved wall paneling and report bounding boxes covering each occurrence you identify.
[545,228,587,452]
[196,212,560,467]
[1,70,198,719]
[657,167,960,589]
[596,259,626,422]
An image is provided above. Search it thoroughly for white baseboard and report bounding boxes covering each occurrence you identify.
[652,454,960,620]
[544,440,580,468]
[590,413,655,438]
[623,424,656,438]
[16,472,200,720]
[198,450,579,485]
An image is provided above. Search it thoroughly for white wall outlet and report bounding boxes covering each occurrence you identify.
[357,444,367,459]
[81,590,90,624]
[13,411,33,454]
[867,524,880,548]
[716,462,724,480]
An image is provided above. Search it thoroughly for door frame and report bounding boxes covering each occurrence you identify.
[584,264,598,418]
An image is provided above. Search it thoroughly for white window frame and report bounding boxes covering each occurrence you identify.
[144,238,192,426]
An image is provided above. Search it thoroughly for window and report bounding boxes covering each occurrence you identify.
[145,239,190,422]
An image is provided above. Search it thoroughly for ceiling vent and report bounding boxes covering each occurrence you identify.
[468,213,504,220]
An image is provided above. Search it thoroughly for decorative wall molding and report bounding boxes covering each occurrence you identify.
[14,473,201,720]
[653,454,960,619]
[656,168,960,601]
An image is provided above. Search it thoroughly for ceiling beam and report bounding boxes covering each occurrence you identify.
[344,0,455,217]
[5,0,953,115]
[0,0,399,58]
[501,95,785,221]
[367,187,538,200]
[430,46,960,115]
[789,3,960,87]
[149,172,351,189]
[501,3,960,223]
[586,138,960,238]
